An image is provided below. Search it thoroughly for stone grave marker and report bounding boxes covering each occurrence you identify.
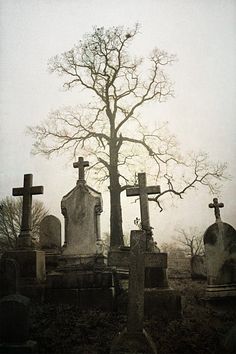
[191,255,207,280]
[0,258,19,298]
[40,215,61,250]
[110,230,157,354]
[204,198,236,298]
[4,174,46,298]
[12,173,44,248]
[61,156,103,257]
[0,294,37,353]
[126,173,160,251]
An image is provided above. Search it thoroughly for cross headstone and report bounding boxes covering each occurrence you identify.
[110,230,157,354]
[13,174,44,247]
[73,156,89,182]
[126,173,160,250]
[209,197,224,221]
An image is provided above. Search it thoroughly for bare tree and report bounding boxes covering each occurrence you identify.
[174,227,205,257]
[29,24,227,248]
[0,197,48,251]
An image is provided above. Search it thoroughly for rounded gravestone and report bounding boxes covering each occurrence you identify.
[40,215,61,250]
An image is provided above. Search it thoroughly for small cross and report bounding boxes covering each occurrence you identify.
[73,157,89,181]
[126,173,161,234]
[209,197,224,221]
[12,174,44,234]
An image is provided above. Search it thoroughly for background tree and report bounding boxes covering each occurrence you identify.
[29,24,227,248]
[0,196,48,251]
[174,227,205,257]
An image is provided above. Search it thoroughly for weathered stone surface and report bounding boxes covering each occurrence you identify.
[204,220,236,298]
[0,294,30,344]
[108,250,167,268]
[40,215,61,250]
[3,250,46,282]
[0,258,19,297]
[61,182,102,256]
[191,255,207,280]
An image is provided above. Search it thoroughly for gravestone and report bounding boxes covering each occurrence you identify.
[0,294,37,353]
[40,215,61,250]
[109,172,181,319]
[204,198,236,298]
[110,230,157,354]
[61,157,103,259]
[191,255,207,280]
[40,215,62,270]
[4,174,46,299]
[0,258,19,298]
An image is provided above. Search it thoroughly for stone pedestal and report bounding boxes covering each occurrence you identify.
[3,250,46,300]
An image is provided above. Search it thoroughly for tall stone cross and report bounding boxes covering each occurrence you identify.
[209,197,224,221]
[13,174,44,246]
[126,173,160,249]
[73,156,89,182]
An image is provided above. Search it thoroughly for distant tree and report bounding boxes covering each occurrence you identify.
[0,197,48,251]
[29,24,227,248]
[160,241,185,257]
[174,227,205,257]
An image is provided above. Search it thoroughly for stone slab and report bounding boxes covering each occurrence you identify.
[0,340,38,354]
[45,287,114,310]
[40,215,61,250]
[3,250,45,282]
[108,250,167,268]
[46,270,113,289]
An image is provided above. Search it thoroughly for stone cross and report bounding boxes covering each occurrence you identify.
[73,156,89,182]
[12,174,43,245]
[126,173,160,248]
[209,198,224,221]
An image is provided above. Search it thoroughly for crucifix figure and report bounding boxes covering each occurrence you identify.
[73,156,89,182]
[209,197,224,221]
[126,173,161,250]
[12,174,44,247]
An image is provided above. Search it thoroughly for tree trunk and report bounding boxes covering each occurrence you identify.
[109,142,124,248]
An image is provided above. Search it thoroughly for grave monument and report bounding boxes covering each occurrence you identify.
[204,198,236,299]
[45,157,114,310]
[3,174,46,299]
[109,172,182,319]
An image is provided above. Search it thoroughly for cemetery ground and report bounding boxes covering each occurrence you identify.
[29,278,235,354]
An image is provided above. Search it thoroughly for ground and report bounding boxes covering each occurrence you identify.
[30,279,236,354]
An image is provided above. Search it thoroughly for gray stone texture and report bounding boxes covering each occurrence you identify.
[191,255,207,280]
[204,222,236,285]
[39,215,61,250]
[61,182,102,256]
[0,258,19,297]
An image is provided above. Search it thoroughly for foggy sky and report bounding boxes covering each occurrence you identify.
[0,0,235,244]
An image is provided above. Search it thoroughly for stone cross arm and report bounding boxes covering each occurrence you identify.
[126,185,161,197]
[209,197,224,221]
[73,156,89,181]
[13,186,43,196]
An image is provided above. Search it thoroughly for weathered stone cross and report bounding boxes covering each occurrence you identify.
[126,173,161,247]
[73,156,89,181]
[209,197,224,221]
[13,174,44,246]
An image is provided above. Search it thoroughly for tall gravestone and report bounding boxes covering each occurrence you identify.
[204,198,236,298]
[61,157,103,259]
[110,230,157,354]
[4,174,46,299]
[109,172,182,319]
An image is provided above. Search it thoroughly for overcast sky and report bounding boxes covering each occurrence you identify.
[0,0,235,244]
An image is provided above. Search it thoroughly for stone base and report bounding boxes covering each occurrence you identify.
[117,287,182,320]
[206,284,236,298]
[110,328,157,354]
[3,250,45,282]
[44,252,61,272]
[45,287,114,310]
[0,340,37,354]
[59,254,107,268]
